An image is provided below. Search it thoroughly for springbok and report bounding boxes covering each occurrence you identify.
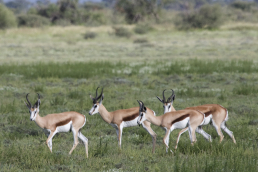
[137,100,205,153]
[24,93,88,158]
[88,87,157,153]
[157,89,236,149]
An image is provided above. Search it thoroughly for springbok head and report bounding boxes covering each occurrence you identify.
[156,89,175,114]
[24,93,41,121]
[89,87,104,115]
[137,100,147,126]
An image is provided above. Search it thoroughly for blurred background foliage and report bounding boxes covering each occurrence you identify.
[0,0,258,29]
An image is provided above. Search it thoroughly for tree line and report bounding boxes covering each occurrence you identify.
[0,0,258,29]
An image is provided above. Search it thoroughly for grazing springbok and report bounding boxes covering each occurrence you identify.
[88,87,157,153]
[24,93,88,158]
[157,89,236,149]
[137,100,205,153]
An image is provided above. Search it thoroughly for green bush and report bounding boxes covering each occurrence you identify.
[17,14,50,27]
[113,26,132,38]
[175,4,223,30]
[84,32,97,39]
[36,1,107,26]
[0,4,17,29]
[115,0,160,24]
[133,38,149,44]
[230,1,255,12]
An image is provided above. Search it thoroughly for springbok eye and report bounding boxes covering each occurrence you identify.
[168,105,171,109]
[94,105,97,108]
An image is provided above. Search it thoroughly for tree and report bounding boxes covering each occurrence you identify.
[0,3,17,29]
[115,0,160,24]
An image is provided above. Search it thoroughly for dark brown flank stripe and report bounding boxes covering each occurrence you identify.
[171,114,189,125]
[204,111,212,117]
[56,118,72,127]
[122,112,139,121]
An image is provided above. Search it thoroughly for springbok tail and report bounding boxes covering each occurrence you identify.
[196,110,205,126]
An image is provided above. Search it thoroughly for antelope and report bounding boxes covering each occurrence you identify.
[157,89,236,149]
[88,87,157,153]
[24,93,88,158]
[137,100,205,153]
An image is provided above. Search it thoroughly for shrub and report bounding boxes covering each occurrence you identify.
[115,0,160,24]
[175,4,223,30]
[17,14,50,27]
[134,24,153,34]
[84,32,97,39]
[113,26,132,38]
[133,38,149,44]
[230,1,255,12]
[0,4,17,29]
[36,1,108,26]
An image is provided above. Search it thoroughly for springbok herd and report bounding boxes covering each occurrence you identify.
[24,87,236,158]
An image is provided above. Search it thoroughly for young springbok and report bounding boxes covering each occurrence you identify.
[137,100,205,153]
[88,87,157,153]
[157,89,236,149]
[24,93,88,158]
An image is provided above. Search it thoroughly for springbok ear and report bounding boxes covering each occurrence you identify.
[137,100,142,106]
[99,94,104,105]
[24,101,30,109]
[90,95,94,101]
[171,94,175,103]
[156,96,163,103]
[167,94,175,104]
[34,100,40,108]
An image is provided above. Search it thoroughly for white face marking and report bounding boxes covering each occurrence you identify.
[30,108,38,121]
[137,112,146,125]
[89,104,99,115]
[163,103,172,114]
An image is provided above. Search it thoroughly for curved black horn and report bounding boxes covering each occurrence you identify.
[162,89,166,103]
[26,93,31,107]
[95,87,100,98]
[140,100,145,108]
[96,87,103,100]
[137,100,141,106]
[167,89,175,102]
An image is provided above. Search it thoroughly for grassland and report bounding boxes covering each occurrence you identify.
[0,24,258,171]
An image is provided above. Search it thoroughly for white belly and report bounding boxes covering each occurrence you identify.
[172,117,189,130]
[110,117,138,129]
[202,115,212,125]
[123,118,138,128]
[56,121,72,133]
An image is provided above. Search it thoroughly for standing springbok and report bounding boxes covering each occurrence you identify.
[137,100,205,153]
[24,93,88,158]
[88,87,157,153]
[157,89,236,149]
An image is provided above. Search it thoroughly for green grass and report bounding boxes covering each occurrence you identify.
[0,26,258,171]
[0,60,258,171]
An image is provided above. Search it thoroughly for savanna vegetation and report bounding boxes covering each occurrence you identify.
[0,0,258,171]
